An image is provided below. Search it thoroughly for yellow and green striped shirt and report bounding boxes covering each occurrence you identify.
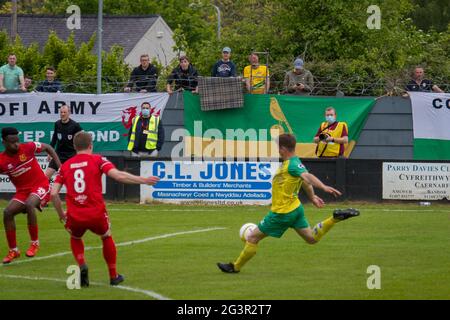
[271,157,308,213]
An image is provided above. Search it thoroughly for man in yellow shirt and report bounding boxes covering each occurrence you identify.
[217,133,359,273]
[314,107,348,157]
[243,53,270,94]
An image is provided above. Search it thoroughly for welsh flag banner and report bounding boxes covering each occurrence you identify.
[0,92,169,151]
[410,92,450,160]
[184,92,375,158]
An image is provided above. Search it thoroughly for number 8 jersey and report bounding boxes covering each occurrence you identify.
[54,154,115,222]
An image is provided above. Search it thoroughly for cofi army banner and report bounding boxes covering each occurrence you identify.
[183,92,375,158]
[0,92,169,151]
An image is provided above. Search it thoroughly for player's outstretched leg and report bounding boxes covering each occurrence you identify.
[333,208,360,221]
[102,235,123,285]
[217,227,266,273]
[2,200,25,264]
[303,208,360,243]
[24,195,42,258]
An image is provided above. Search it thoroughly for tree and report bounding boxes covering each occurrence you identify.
[0,30,130,93]
[0,0,448,95]
[411,0,450,32]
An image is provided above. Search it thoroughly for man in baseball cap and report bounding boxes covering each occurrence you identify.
[284,58,314,95]
[212,47,237,77]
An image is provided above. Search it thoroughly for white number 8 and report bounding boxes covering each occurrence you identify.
[74,169,86,193]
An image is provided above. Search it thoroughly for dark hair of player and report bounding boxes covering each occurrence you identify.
[1,127,19,140]
[278,133,297,152]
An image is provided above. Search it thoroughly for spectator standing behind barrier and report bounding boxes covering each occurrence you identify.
[128,102,164,157]
[284,59,314,95]
[45,105,83,179]
[24,76,33,92]
[36,67,63,93]
[124,54,158,93]
[405,66,444,93]
[211,47,237,77]
[166,56,199,94]
[313,107,348,158]
[0,54,26,93]
[243,53,270,94]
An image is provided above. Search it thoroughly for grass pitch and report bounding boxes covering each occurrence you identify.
[0,201,449,300]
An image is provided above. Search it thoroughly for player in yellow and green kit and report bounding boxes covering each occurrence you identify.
[217,133,360,273]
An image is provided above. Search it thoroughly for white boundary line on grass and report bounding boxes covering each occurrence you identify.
[108,208,222,212]
[3,227,226,266]
[0,274,171,300]
[0,227,227,299]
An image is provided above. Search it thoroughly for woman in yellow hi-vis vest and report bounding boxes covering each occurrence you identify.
[127,102,164,157]
[314,107,348,158]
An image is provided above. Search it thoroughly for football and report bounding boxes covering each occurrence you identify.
[239,223,257,242]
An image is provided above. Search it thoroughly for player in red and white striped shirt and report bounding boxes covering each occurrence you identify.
[51,131,159,286]
[0,127,61,264]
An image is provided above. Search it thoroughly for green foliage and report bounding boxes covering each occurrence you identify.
[0,0,448,95]
[0,30,129,93]
[411,0,450,32]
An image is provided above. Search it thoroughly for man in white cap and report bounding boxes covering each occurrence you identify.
[211,47,237,77]
[283,58,314,95]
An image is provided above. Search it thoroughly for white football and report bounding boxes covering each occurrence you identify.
[239,223,257,242]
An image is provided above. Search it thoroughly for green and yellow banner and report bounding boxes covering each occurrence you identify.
[184,92,375,158]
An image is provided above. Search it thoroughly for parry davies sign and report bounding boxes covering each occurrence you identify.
[140,161,279,205]
[382,162,450,200]
[0,157,106,193]
[0,92,169,151]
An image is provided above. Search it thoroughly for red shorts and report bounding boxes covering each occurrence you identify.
[13,183,51,207]
[65,212,111,238]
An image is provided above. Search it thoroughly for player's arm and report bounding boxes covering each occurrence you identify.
[300,171,342,197]
[48,124,58,161]
[50,183,66,223]
[50,123,58,149]
[40,143,62,169]
[107,168,160,185]
[301,182,325,208]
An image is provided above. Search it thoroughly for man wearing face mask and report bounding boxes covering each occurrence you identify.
[127,102,164,157]
[313,107,348,158]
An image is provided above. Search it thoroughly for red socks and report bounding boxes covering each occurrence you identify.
[102,236,118,279]
[6,229,17,249]
[70,238,86,266]
[28,224,39,243]
[5,225,38,250]
[70,236,118,280]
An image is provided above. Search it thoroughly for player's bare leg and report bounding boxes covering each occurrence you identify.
[217,227,267,273]
[3,200,25,264]
[295,227,318,244]
[23,194,42,258]
[296,208,361,244]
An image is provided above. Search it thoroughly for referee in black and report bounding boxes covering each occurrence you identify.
[45,105,83,179]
